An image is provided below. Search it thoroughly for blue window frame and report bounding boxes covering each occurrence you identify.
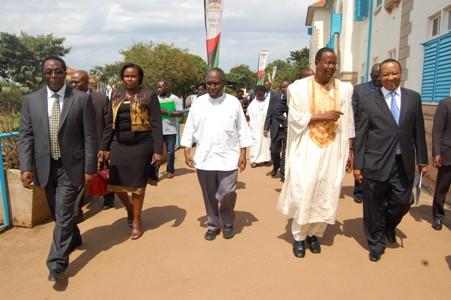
[421,32,451,102]
[354,0,369,21]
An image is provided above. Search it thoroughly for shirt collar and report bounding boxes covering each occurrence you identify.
[47,84,66,99]
[208,92,226,103]
[381,86,401,98]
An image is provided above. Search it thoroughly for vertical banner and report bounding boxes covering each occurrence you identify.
[204,0,224,69]
[256,50,270,85]
[271,66,277,82]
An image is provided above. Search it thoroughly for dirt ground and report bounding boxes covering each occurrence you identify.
[0,150,450,299]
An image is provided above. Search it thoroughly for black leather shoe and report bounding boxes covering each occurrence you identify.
[292,240,306,258]
[432,217,443,231]
[103,199,114,210]
[386,230,396,243]
[223,225,235,239]
[369,252,381,262]
[48,270,64,282]
[270,169,277,177]
[204,229,220,241]
[353,194,363,204]
[307,235,321,253]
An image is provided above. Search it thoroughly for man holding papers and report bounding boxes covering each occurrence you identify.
[354,59,428,262]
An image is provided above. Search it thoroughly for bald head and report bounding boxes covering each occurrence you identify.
[71,70,90,92]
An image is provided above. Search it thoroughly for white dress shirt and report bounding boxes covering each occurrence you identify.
[181,93,253,171]
[381,86,401,112]
[47,85,66,122]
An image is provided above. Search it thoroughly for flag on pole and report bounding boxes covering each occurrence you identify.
[204,0,224,69]
[271,66,277,82]
[256,50,270,85]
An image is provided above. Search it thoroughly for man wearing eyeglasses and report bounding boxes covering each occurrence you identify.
[19,56,97,282]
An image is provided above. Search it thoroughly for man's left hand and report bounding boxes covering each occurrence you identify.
[84,173,94,190]
[346,150,354,173]
[418,165,428,176]
[238,149,247,172]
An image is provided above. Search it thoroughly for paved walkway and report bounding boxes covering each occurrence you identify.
[0,150,450,299]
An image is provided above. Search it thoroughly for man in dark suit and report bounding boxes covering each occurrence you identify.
[351,63,381,203]
[70,70,115,210]
[431,97,451,230]
[19,56,97,281]
[354,58,428,262]
[264,81,288,180]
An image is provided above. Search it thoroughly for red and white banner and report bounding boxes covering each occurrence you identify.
[256,50,270,85]
[204,0,224,69]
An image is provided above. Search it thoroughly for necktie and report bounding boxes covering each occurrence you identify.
[390,92,400,124]
[50,93,61,159]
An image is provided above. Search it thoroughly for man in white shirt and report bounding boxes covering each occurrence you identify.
[157,80,184,178]
[181,68,252,241]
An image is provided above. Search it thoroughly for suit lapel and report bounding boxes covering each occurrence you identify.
[59,87,75,130]
[38,87,50,138]
[374,89,397,127]
[398,88,408,126]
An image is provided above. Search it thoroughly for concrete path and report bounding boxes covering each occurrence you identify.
[0,150,450,299]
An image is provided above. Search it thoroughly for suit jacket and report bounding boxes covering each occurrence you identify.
[19,86,98,187]
[90,90,110,148]
[351,81,377,123]
[432,97,451,166]
[354,87,428,181]
[264,91,284,142]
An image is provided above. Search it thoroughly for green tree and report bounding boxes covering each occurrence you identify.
[0,31,70,89]
[265,59,297,88]
[288,47,310,72]
[225,64,256,90]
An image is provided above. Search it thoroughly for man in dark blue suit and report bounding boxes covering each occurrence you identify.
[351,63,380,203]
[354,58,428,262]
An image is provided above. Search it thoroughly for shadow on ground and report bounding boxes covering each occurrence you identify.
[409,204,451,230]
[197,210,258,234]
[64,205,186,287]
[276,217,409,251]
[340,185,354,199]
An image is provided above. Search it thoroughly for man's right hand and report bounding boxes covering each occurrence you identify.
[184,148,195,168]
[353,169,363,183]
[263,130,269,138]
[311,110,343,123]
[97,150,111,162]
[433,155,443,168]
[321,110,343,121]
[21,171,33,189]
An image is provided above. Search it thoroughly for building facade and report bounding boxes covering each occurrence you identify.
[305,0,451,191]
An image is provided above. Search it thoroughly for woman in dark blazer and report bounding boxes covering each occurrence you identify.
[100,63,163,239]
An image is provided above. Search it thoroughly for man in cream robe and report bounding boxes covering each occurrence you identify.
[277,48,354,258]
[247,85,271,166]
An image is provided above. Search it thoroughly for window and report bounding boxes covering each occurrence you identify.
[421,32,451,102]
[432,16,441,36]
[448,11,451,31]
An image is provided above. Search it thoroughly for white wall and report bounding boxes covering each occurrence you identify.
[310,9,331,70]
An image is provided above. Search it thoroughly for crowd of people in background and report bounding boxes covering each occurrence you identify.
[18,47,450,283]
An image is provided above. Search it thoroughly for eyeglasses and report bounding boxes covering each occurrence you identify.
[43,68,65,76]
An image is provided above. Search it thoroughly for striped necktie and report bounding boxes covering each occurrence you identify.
[50,93,61,159]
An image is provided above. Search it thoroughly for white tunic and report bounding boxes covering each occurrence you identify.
[180,93,252,171]
[277,77,355,225]
[247,97,271,163]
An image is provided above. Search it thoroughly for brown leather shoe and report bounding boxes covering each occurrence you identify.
[167,172,175,179]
